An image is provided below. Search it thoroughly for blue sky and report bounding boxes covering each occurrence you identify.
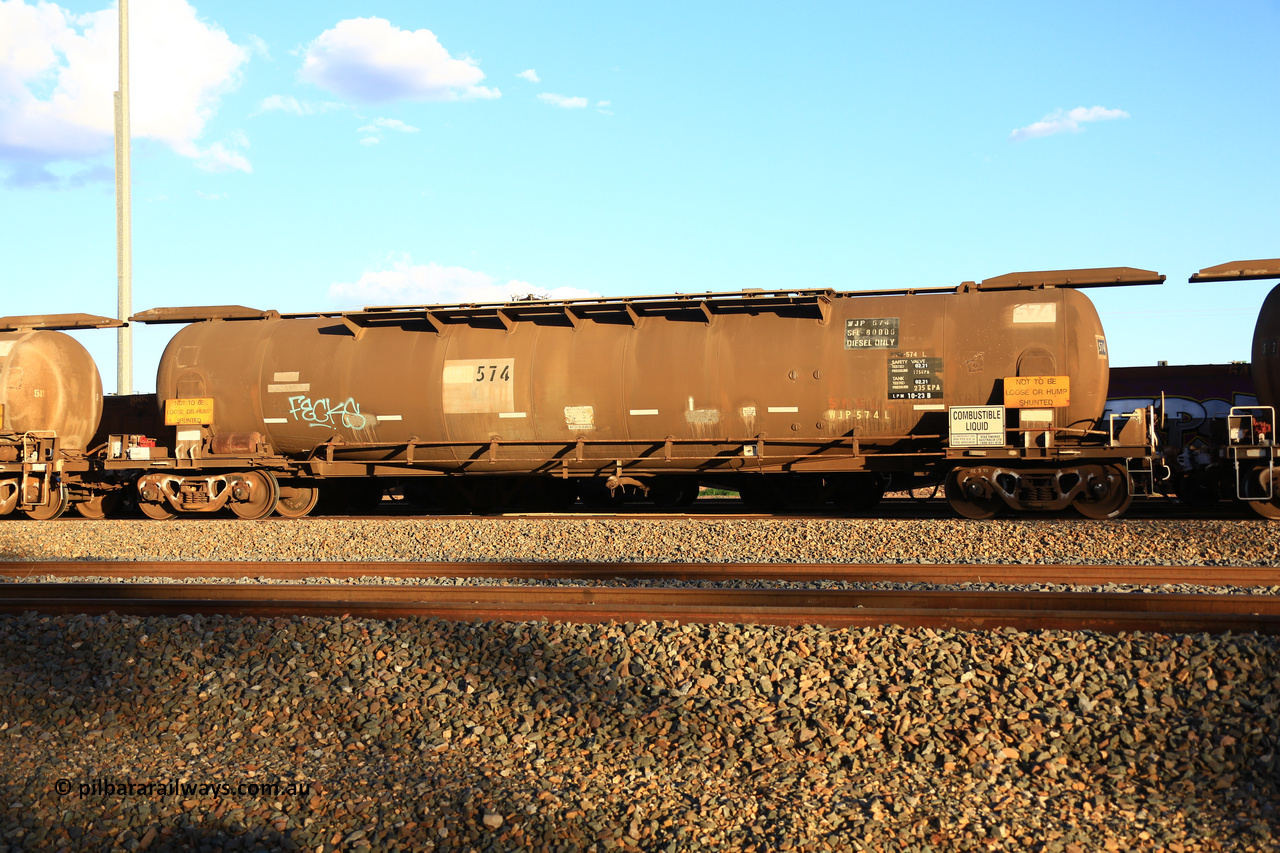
[2,0,1277,392]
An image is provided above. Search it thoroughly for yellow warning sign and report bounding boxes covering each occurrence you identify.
[1002,376,1071,409]
[165,397,215,425]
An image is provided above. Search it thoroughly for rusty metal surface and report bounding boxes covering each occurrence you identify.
[976,268,1165,290]
[1189,259,1280,283]
[1253,282,1280,411]
[130,306,281,324]
[0,330,103,450]
[3,560,1278,587]
[146,279,1115,472]
[0,314,126,332]
[2,582,1277,634]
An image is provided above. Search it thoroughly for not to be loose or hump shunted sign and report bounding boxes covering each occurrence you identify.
[1002,375,1071,408]
[949,405,1006,447]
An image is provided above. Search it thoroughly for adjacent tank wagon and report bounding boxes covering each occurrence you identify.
[1186,259,1280,518]
[127,266,1160,520]
[0,314,122,519]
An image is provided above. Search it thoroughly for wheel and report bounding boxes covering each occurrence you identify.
[1073,464,1133,520]
[24,485,68,520]
[139,500,177,520]
[75,492,124,519]
[0,479,17,516]
[275,480,320,518]
[944,469,1002,519]
[1247,468,1280,520]
[231,471,280,520]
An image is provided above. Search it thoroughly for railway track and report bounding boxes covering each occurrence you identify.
[2,560,1277,586]
[29,494,1261,522]
[2,564,1278,634]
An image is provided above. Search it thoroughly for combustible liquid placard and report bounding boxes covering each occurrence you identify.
[949,405,1006,447]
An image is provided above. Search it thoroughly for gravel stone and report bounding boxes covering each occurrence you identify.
[0,515,1276,568]
[1,515,1278,850]
[0,614,1277,851]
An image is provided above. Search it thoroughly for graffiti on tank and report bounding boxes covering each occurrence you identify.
[288,395,368,430]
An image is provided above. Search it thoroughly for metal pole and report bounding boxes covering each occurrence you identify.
[115,0,132,395]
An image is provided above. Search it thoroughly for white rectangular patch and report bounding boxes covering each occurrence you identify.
[0,342,13,357]
[767,406,799,413]
[913,403,947,411]
[263,418,288,424]
[377,415,402,422]
[175,428,202,442]
[629,409,659,416]
[273,371,300,382]
[498,412,527,419]
[268,383,310,393]
[442,359,515,414]
[1012,303,1057,324]
[565,405,594,430]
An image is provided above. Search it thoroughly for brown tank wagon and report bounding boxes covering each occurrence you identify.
[1189,259,1280,518]
[0,314,123,519]
[119,266,1163,520]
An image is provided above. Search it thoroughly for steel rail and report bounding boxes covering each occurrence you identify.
[1,561,1277,587]
[1,583,1277,634]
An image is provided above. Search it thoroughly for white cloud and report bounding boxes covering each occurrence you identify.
[258,94,310,115]
[1010,106,1130,142]
[194,129,250,173]
[371,117,417,133]
[516,68,540,83]
[254,94,344,117]
[299,17,500,104]
[329,257,598,307]
[538,92,588,109]
[0,0,249,185]
[355,116,418,145]
[245,34,270,60]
